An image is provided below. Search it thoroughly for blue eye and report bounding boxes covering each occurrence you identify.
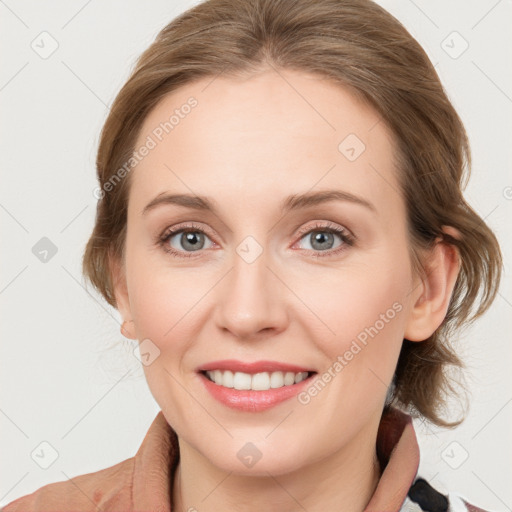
[158,222,216,258]
[168,230,212,252]
[298,230,342,251]
[293,222,355,258]
[157,221,355,259]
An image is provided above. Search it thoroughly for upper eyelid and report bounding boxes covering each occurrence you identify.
[295,221,351,236]
[162,221,214,237]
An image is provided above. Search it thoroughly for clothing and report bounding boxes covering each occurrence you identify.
[2,408,488,512]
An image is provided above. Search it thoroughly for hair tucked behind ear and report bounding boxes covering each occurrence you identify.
[82,0,503,427]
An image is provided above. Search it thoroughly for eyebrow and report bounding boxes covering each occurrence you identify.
[142,189,376,216]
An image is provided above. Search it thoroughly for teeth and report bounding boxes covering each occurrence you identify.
[222,370,234,388]
[205,370,309,390]
[233,371,252,390]
[251,372,270,390]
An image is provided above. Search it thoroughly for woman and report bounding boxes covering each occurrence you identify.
[3,0,503,511]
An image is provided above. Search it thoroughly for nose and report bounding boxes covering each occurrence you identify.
[213,244,289,341]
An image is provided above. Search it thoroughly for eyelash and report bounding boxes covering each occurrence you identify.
[157,221,355,259]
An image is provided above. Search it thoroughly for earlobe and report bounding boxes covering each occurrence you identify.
[109,251,137,340]
[121,320,135,339]
[404,228,461,342]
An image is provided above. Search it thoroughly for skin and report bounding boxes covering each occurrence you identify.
[112,67,460,512]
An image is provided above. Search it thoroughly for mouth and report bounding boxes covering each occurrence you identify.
[196,360,317,412]
[201,369,315,391]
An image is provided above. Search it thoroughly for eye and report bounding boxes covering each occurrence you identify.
[294,221,355,257]
[158,222,216,258]
[157,220,355,259]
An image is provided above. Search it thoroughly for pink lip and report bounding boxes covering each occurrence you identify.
[197,359,314,374]
[196,360,316,412]
[198,373,314,412]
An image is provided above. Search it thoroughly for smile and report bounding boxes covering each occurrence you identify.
[203,370,311,390]
[197,360,317,412]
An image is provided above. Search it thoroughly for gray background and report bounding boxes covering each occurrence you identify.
[1,0,511,509]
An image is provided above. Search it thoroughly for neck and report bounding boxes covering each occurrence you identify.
[172,421,381,512]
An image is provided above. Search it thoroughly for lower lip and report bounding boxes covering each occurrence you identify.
[199,372,315,412]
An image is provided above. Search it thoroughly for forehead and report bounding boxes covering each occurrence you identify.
[129,68,402,218]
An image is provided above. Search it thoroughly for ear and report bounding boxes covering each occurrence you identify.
[404,226,461,342]
[109,250,137,340]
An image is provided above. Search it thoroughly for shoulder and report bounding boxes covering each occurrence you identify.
[1,456,135,512]
[401,477,493,512]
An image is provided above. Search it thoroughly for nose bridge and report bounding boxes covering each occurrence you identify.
[214,238,287,338]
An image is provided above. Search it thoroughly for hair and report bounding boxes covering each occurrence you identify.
[82,0,502,427]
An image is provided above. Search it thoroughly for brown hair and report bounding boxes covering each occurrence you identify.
[82,0,502,426]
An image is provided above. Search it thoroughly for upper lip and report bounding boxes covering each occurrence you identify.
[197,359,315,374]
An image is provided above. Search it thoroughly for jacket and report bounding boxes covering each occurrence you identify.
[1,407,489,512]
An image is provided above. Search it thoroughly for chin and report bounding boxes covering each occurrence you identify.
[207,445,309,477]
[193,424,324,474]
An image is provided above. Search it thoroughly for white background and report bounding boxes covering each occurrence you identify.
[1,0,511,509]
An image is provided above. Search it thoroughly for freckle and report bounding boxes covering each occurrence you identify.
[93,490,103,503]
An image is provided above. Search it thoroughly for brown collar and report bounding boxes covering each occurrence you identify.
[132,406,419,512]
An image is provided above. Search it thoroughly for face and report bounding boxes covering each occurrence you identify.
[115,68,420,475]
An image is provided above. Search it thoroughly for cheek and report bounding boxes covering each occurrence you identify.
[302,264,407,336]
[125,257,210,415]
[292,249,411,374]
[292,264,408,422]
[125,245,203,355]
[130,276,202,348]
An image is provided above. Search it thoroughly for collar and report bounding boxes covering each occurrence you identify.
[132,406,419,512]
